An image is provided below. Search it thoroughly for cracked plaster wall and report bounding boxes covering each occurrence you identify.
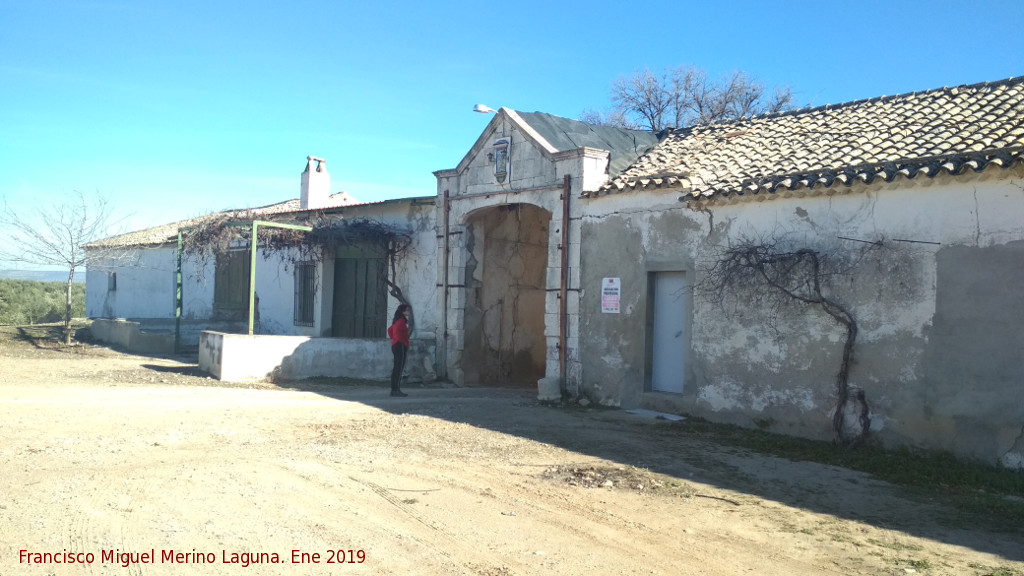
[435,115,591,389]
[579,170,1024,467]
[462,205,549,386]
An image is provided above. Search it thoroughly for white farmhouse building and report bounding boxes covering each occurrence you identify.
[87,77,1024,468]
[85,157,438,382]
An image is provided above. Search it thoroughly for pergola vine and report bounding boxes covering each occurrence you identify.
[174,212,413,345]
[273,218,415,306]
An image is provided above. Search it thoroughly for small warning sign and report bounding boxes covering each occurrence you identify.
[602,277,621,314]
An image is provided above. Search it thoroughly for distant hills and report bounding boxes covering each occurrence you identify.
[0,270,85,283]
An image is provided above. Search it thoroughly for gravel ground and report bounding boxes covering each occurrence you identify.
[1,336,1022,575]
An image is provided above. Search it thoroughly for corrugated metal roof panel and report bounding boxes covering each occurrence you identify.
[516,111,660,177]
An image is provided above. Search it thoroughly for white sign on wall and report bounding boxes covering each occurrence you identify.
[602,277,621,314]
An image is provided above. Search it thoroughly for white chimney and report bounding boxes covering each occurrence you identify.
[300,156,329,209]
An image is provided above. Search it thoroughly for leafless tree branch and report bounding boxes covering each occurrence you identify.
[586,65,794,132]
[0,191,124,343]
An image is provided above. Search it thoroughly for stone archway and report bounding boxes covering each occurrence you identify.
[462,204,550,387]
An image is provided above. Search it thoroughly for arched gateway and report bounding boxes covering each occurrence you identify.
[461,203,551,387]
[433,107,659,395]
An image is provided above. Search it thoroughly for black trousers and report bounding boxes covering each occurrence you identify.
[390,343,407,391]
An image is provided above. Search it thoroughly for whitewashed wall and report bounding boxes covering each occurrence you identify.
[86,198,438,362]
[86,246,217,321]
[579,167,1024,467]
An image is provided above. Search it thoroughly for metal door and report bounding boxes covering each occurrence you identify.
[650,271,686,393]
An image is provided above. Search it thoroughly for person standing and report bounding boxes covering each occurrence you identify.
[387,304,411,397]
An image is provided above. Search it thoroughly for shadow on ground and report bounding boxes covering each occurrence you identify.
[134,360,1024,564]
[141,363,209,378]
[14,325,69,349]
[294,381,1024,561]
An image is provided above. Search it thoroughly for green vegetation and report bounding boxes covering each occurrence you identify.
[0,278,85,326]
[0,323,93,349]
[671,417,1024,532]
[968,564,1024,576]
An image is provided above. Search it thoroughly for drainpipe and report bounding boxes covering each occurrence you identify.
[248,222,260,335]
[439,189,450,380]
[559,174,570,395]
[175,230,183,353]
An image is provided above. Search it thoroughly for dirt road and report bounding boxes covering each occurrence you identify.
[1,342,1021,575]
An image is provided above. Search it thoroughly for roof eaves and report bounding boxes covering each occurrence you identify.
[582,175,692,198]
[680,147,1024,203]
[85,195,437,249]
[280,195,436,215]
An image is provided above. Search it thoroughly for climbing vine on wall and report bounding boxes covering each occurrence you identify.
[700,235,883,449]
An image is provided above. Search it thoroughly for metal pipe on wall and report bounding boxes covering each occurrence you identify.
[439,189,450,380]
[559,174,570,395]
[175,230,183,353]
[248,222,260,335]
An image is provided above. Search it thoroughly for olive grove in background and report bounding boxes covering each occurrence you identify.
[0,279,85,326]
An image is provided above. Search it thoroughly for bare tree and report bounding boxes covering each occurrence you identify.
[611,67,674,132]
[578,108,640,130]
[586,66,794,132]
[0,190,120,344]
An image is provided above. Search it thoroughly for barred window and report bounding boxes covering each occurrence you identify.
[294,262,316,326]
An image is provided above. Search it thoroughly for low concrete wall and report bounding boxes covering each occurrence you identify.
[90,318,249,354]
[199,331,436,383]
[90,318,175,355]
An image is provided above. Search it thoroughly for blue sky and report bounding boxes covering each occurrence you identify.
[1,0,1022,269]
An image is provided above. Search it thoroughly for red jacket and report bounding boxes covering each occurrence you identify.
[388,317,409,347]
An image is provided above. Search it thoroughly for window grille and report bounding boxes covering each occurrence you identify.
[294,262,316,327]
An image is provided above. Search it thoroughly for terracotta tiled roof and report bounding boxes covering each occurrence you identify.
[588,77,1024,200]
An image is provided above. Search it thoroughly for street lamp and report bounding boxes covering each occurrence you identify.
[473,104,497,114]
